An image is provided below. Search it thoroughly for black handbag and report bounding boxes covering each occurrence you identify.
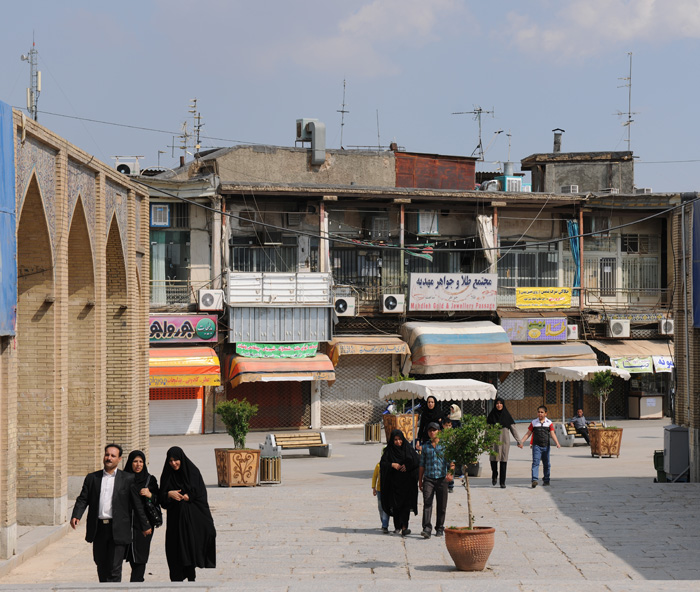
[143,476,163,528]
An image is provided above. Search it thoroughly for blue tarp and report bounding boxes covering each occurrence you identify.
[0,100,17,336]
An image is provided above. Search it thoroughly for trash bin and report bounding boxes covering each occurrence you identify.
[653,450,667,483]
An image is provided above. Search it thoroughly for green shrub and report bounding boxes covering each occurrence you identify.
[215,398,258,449]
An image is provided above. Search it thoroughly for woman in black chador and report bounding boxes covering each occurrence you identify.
[486,397,521,488]
[123,450,159,582]
[416,395,442,449]
[380,429,420,536]
[159,446,216,582]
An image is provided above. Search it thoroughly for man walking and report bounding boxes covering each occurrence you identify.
[418,422,454,539]
[70,444,151,582]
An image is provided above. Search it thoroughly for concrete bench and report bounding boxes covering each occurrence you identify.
[259,431,332,458]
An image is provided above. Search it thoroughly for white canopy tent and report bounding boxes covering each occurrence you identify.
[541,366,632,424]
[379,379,498,441]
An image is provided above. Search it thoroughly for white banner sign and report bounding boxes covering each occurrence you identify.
[409,273,497,311]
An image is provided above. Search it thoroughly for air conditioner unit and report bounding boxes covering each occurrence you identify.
[659,319,674,336]
[636,187,653,194]
[600,188,620,194]
[608,319,630,338]
[198,289,225,311]
[295,118,317,141]
[382,294,405,314]
[115,159,140,175]
[333,296,356,317]
[566,324,579,340]
[561,185,579,193]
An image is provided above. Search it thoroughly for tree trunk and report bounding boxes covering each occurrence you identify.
[463,472,474,529]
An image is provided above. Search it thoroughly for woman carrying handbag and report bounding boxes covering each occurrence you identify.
[123,450,160,582]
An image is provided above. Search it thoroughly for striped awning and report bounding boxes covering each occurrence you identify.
[512,343,598,370]
[327,335,410,366]
[587,340,674,374]
[401,321,514,374]
[149,347,221,388]
[227,353,336,388]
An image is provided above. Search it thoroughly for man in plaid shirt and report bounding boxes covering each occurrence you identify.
[418,422,454,539]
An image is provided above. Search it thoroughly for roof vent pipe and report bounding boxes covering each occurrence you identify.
[307,120,326,165]
[503,161,514,176]
[553,128,565,153]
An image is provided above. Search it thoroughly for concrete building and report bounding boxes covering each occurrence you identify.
[0,103,150,558]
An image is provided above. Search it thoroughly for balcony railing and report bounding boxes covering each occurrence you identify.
[150,280,191,306]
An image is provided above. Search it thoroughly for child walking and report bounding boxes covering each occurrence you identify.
[372,449,390,533]
[519,405,561,487]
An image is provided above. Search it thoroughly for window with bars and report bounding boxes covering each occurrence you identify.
[229,236,298,272]
[497,243,559,293]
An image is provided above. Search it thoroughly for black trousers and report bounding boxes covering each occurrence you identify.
[576,426,591,445]
[128,561,146,582]
[422,477,448,533]
[93,521,126,582]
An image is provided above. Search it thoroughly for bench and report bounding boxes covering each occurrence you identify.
[566,422,599,441]
[259,431,332,458]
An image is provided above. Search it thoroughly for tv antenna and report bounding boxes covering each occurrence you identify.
[20,36,41,121]
[616,52,638,150]
[452,105,494,160]
[337,79,350,148]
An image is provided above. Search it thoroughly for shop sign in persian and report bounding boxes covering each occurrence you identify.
[236,342,319,358]
[149,314,218,343]
[516,287,572,309]
[501,318,567,342]
[653,356,674,373]
[611,356,654,373]
[409,273,497,311]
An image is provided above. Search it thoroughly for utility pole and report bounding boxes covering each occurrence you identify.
[20,37,41,121]
[617,52,638,150]
[337,79,350,148]
[452,106,495,161]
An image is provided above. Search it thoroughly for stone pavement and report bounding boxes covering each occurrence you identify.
[1,418,699,591]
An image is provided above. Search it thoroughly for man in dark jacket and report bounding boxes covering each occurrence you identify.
[70,444,151,582]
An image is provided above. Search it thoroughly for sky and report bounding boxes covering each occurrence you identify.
[2,0,700,192]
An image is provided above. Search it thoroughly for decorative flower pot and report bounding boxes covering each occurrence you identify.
[444,526,496,571]
[382,413,418,443]
[215,448,260,486]
[589,427,623,458]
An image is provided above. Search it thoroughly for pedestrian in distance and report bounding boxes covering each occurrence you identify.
[569,408,591,445]
[519,405,561,487]
[159,446,216,582]
[380,429,420,537]
[123,450,159,582]
[70,443,151,583]
[419,422,454,539]
[371,447,391,533]
[416,395,442,451]
[486,397,521,488]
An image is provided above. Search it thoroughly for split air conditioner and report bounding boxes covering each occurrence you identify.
[198,289,225,311]
[333,297,356,317]
[566,324,579,340]
[659,319,674,336]
[608,319,630,338]
[382,294,405,314]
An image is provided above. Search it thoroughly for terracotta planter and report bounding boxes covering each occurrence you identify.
[589,427,623,458]
[215,448,260,486]
[383,413,418,442]
[444,526,496,571]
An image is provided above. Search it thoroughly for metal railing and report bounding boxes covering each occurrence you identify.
[150,280,192,306]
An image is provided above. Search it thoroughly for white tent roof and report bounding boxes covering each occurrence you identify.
[379,379,497,402]
[542,365,631,382]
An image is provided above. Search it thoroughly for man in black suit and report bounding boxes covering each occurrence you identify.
[70,443,152,582]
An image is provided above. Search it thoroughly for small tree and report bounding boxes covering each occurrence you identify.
[439,414,501,529]
[215,398,258,449]
[590,369,614,426]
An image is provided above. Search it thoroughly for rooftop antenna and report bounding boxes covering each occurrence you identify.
[337,79,350,148]
[190,98,204,156]
[506,130,512,162]
[20,35,41,121]
[376,109,381,150]
[616,52,638,150]
[452,105,495,161]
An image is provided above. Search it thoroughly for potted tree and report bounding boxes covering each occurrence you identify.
[378,374,418,443]
[439,414,501,571]
[588,370,623,458]
[214,398,260,486]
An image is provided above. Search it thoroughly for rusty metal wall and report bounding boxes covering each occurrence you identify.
[320,355,392,426]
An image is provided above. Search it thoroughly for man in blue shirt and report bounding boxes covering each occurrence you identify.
[418,422,454,539]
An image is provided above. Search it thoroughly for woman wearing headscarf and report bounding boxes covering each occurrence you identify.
[416,395,442,450]
[447,404,462,429]
[159,447,216,582]
[379,429,419,536]
[486,397,521,488]
[123,450,159,582]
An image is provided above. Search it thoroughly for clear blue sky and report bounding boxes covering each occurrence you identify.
[2,0,698,191]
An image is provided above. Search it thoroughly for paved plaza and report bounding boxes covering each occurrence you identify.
[0,418,699,591]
